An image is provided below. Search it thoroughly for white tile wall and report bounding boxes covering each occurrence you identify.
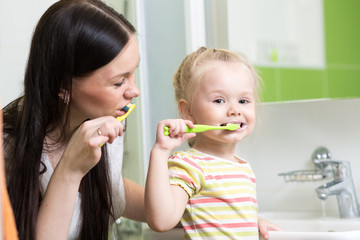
[236,98,360,215]
[0,0,57,107]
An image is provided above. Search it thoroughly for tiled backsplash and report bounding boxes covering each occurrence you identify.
[236,98,360,215]
[257,0,360,102]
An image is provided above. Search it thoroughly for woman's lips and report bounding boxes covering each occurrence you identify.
[116,109,126,117]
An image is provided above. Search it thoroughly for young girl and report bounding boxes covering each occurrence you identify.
[145,47,281,239]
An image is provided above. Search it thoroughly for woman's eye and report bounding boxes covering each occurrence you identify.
[239,99,248,104]
[114,78,126,87]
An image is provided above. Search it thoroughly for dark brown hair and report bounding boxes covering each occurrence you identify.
[2,0,136,239]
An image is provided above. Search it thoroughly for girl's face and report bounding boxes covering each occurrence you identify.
[188,61,256,146]
[71,35,140,124]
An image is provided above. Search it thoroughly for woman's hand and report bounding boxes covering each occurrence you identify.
[258,216,283,240]
[36,116,124,240]
[153,119,195,153]
[59,116,123,179]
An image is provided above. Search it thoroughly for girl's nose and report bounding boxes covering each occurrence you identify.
[227,104,241,117]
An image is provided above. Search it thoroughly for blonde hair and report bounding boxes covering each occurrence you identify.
[173,47,262,147]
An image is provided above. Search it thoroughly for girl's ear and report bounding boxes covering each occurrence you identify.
[178,99,194,122]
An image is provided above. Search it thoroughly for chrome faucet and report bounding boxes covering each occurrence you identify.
[314,147,360,218]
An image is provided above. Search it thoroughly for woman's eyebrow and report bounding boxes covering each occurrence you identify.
[108,59,140,80]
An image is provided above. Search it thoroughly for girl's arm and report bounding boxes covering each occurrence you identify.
[145,119,195,232]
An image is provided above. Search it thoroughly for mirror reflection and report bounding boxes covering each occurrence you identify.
[201,0,360,102]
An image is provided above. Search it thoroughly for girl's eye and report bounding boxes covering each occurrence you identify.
[239,99,249,104]
[114,78,126,87]
[214,99,225,104]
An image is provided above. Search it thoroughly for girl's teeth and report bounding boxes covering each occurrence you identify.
[223,122,247,128]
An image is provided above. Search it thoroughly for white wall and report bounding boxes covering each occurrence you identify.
[0,0,57,107]
[236,98,360,216]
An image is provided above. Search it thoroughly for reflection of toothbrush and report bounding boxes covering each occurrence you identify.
[117,102,136,122]
[163,123,239,136]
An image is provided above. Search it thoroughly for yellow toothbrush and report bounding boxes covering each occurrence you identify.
[99,103,135,147]
[117,102,136,122]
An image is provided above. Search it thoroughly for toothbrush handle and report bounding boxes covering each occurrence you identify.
[100,103,135,147]
[116,103,136,122]
[163,126,192,136]
[163,125,217,136]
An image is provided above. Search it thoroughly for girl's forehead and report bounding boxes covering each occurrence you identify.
[200,62,253,82]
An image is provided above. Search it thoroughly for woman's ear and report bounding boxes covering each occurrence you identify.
[178,99,194,122]
[58,88,70,104]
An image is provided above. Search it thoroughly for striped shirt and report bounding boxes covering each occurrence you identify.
[168,149,258,240]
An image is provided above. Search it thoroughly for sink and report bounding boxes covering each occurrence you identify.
[260,212,360,240]
[143,212,360,240]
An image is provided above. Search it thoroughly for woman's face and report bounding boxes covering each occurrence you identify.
[71,35,140,124]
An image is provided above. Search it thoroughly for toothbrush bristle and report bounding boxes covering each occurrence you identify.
[228,124,239,130]
[122,103,133,112]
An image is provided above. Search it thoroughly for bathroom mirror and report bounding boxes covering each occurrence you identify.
[199,0,360,102]
[205,0,325,69]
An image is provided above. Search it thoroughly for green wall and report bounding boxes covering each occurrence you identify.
[258,0,360,102]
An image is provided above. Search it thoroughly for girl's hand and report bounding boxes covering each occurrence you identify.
[258,217,283,240]
[154,119,196,153]
[59,116,123,179]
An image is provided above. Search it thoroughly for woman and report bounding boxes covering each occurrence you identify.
[2,0,144,239]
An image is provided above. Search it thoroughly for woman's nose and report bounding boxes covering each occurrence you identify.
[125,77,140,98]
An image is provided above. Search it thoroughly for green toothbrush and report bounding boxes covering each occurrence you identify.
[163,124,239,136]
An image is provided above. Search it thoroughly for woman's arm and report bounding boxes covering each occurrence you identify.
[36,162,83,240]
[145,119,195,232]
[36,117,123,239]
[122,177,145,222]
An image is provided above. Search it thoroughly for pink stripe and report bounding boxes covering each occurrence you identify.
[206,174,256,183]
[175,174,195,186]
[171,154,213,161]
[183,222,257,230]
[170,156,202,172]
[191,156,214,161]
[190,197,257,205]
[181,157,203,172]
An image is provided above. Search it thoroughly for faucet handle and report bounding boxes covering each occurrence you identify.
[332,161,351,181]
[316,159,351,181]
[311,147,352,180]
[312,146,331,167]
